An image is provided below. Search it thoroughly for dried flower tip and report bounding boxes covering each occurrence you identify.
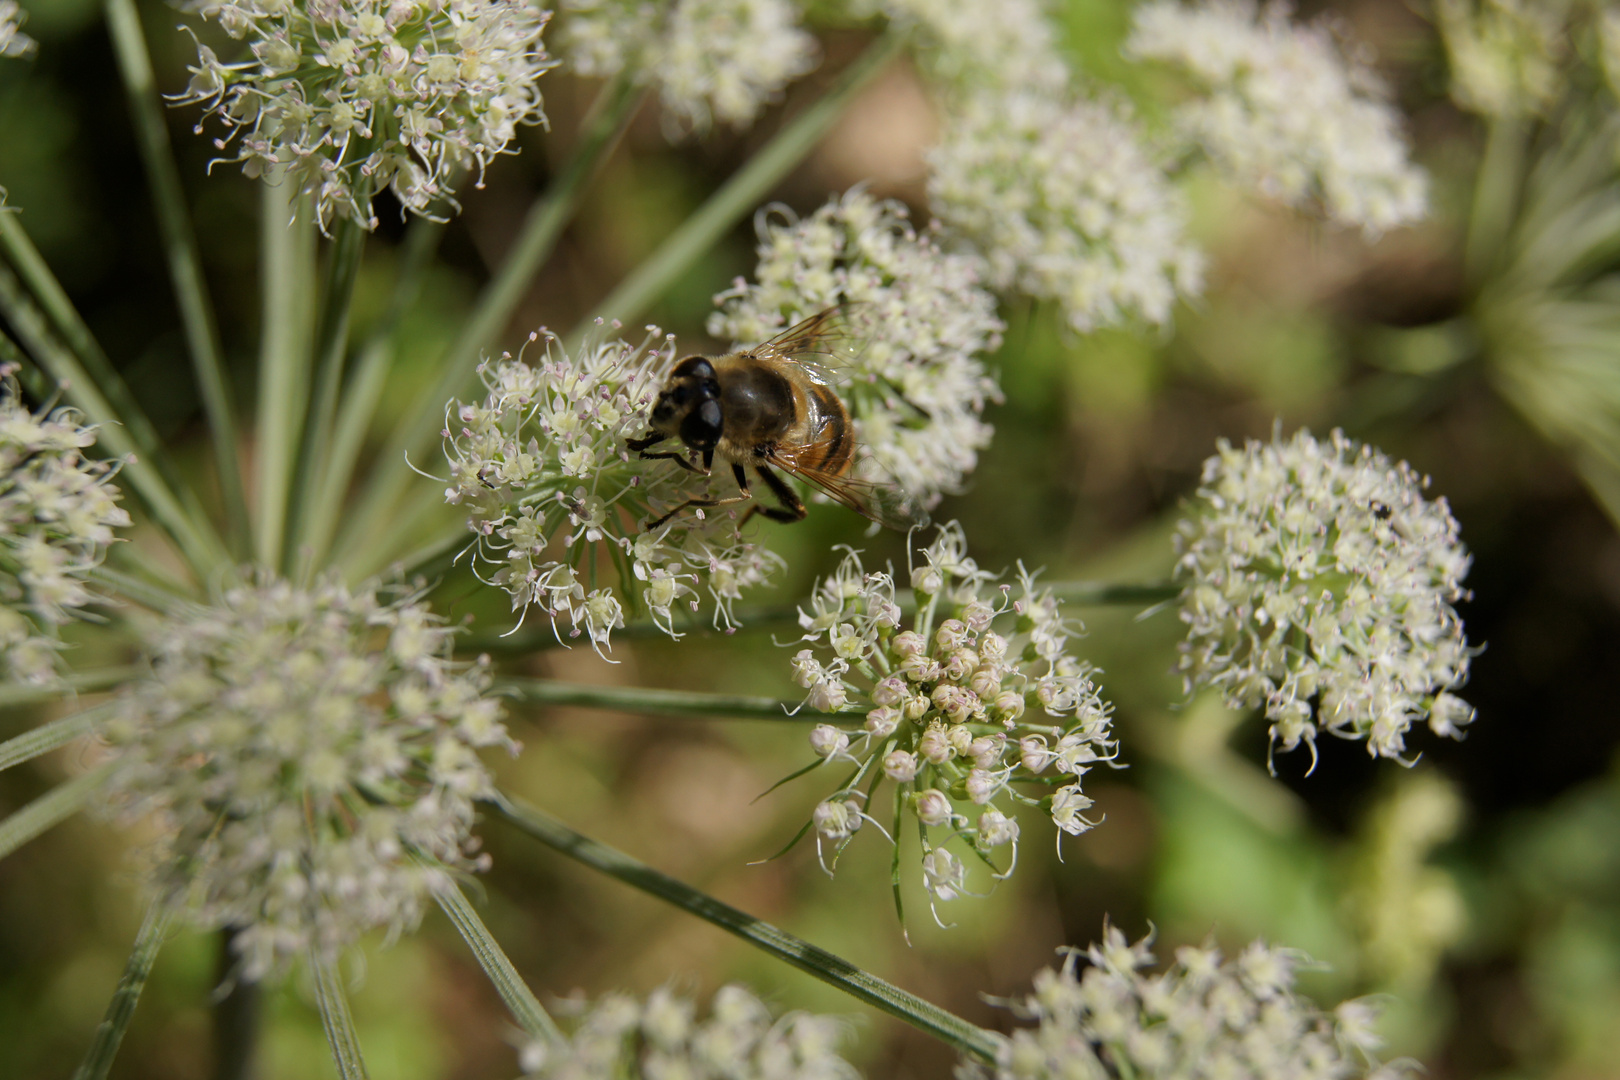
[99,571,513,981]
[174,0,556,230]
[1127,0,1429,237]
[1174,428,1476,764]
[927,85,1204,332]
[0,372,129,684]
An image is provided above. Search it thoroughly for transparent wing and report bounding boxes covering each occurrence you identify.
[749,306,861,383]
[766,438,931,533]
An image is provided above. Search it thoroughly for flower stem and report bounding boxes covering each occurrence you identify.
[211,929,261,1080]
[483,792,1003,1064]
[435,885,561,1043]
[0,764,109,863]
[311,951,369,1080]
[72,900,172,1080]
[0,672,136,711]
[498,677,820,721]
[1464,113,1526,288]
[575,30,906,336]
[0,703,112,771]
[104,0,250,558]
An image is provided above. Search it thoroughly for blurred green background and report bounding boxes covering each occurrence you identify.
[5,0,1620,1077]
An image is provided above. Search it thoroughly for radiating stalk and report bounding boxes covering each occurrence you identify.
[0,245,226,574]
[0,671,136,710]
[105,0,250,556]
[331,72,642,573]
[499,677,817,721]
[435,885,561,1043]
[311,953,370,1080]
[255,178,318,569]
[0,764,110,862]
[484,792,1003,1064]
[93,563,191,613]
[72,901,173,1080]
[1465,114,1527,288]
[0,704,111,771]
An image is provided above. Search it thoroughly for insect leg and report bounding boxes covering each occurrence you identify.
[631,436,708,475]
[752,462,807,524]
[626,433,665,452]
[644,491,753,531]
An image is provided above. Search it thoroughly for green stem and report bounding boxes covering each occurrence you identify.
[499,677,822,721]
[212,928,261,1080]
[255,175,318,570]
[0,764,110,862]
[0,671,136,711]
[0,239,225,575]
[310,952,369,1080]
[105,0,249,557]
[73,901,173,1080]
[1465,113,1527,288]
[483,792,1003,1064]
[332,72,643,577]
[434,885,561,1043]
[94,561,192,612]
[0,704,111,770]
[576,31,905,336]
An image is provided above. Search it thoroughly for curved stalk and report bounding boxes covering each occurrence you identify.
[499,677,819,721]
[72,901,173,1080]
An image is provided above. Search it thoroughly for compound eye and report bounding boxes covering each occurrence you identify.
[672,356,716,380]
[680,398,723,448]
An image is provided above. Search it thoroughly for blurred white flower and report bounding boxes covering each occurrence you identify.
[927,85,1204,333]
[443,327,783,651]
[1174,428,1476,765]
[557,0,817,132]
[790,523,1114,922]
[1436,0,1570,119]
[100,572,513,982]
[1127,0,1429,237]
[860,0,1067,91]
[519,984,860,1079]
[964,923,1402,1080]
[0,370,129,684]
[0,0,35,58]
[174,0,556,230]
[711,189,1003,508]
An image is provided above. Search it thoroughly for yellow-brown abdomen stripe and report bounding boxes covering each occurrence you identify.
[808,384,853,476]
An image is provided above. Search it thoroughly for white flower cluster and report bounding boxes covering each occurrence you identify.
[1174,429,1475,765]
[860,0,1067,91]
[0,373,129,684]
[175,0,555,229]
[966,924,1400,1080]
[100,572,512,981]
[790,524,1114,921]
[519,984,859,1080]
[1126,0,1429,238]
[927,86,1204,333]
[443,329,783,652]
[557,0,817,132]
[1436,0,1568,119]
[710,190,1003,508]
[0,0,35,58]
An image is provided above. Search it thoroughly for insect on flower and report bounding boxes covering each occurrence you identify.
[627,307,931,531]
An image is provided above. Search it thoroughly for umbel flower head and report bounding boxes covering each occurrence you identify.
[788,524,1114,923]
[1174,428,1475,765]
[443,327,783,652]
[1435,0,1569,119]
[1126,0,1429,238]
[99,571,513,981]
[710,189,1004,508]
[926,83,1204,333]
[964,923,1402,1080]
[175,0,556,229]
[556,0,817,133]
[518,984,859,1079]
[859,0,1068,91]
[0,0,36,58]
[0,370,129,684]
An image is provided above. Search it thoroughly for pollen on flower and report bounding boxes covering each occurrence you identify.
[556,0,817,133]
[962,923,1405,1080]
[0,0,35,58]
[1126,0,1429,237]
[1173,428,1476,765]
[786,523,1115,923]
[173,0,557,230]
[711,189,1004,508]
[926,85,1204,333]
[0,370,130,684]
[443,327,783,653]
[98,571,513,982]
[518,984,859,1079]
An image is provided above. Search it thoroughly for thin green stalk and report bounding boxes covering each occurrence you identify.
[310,953,369,1080]
[499,677,821,721]
[0,704,111,769]
[0,764,110,862]
[332,73,642,575]
[94,561,192,613]
[1465,114,1527,288]
[0,246,226,574]
[0,671,136,710]
[484,792,1003,1064]
[105,0,249,557]
[303,219,446,564]
[285,203,371,570]
[435,885,561,1043]
[255,176,318,569]
[72,901,173,1080]
[577,31,906,335]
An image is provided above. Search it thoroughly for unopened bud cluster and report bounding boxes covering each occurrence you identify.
[966,923,1402,1080]
[0,372,129,683]
[519,984,858,1079]
[100,572,512,981]
[792,524,1114,918]
[175,0,555,229]
[1174,429,1475,764]
[711,189,1003,507]
[443,329,782,653]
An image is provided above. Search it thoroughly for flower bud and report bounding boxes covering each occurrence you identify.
[809,724,849,759]
[918,723,954,763]
[864,706,900,738]
[914,788,954,826]
[883,750,920,782]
